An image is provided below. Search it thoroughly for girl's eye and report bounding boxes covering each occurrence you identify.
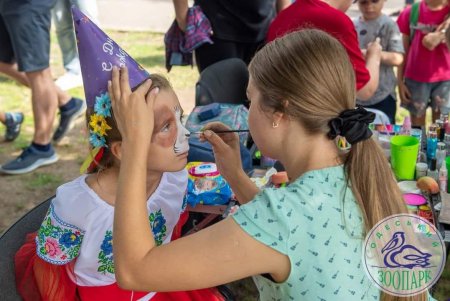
[161,123,170,132]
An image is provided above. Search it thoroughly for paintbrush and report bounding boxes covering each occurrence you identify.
[185,129,249,137]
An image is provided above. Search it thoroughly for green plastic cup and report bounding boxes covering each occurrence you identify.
[390,135,419,180]
[445,156,450,192]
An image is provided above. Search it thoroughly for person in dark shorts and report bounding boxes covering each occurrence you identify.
[172,0,291,72]
[0,0,85,174]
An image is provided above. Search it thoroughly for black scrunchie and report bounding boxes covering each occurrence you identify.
[328,106,375,145]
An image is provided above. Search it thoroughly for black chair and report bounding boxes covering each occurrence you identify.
[195,58,249,107]
[0,196,53,301]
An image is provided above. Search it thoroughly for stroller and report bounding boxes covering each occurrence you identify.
[195,58,249,107]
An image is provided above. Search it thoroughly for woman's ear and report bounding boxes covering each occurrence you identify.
[272,100,289,125]
[110,141,122,161]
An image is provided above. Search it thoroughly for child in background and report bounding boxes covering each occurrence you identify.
[397,0,450,127]
[14,7,224,301]
[353,0,404,124]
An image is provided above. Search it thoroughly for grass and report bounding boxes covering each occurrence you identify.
[0,29,448,300]
[24,172,63,190]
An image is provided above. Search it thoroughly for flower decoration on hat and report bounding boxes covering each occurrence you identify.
[94,93,112,117]
[88,92,112,147]
[89,131,107,149]
[81,92,112,173]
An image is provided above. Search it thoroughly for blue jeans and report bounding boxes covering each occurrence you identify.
[52,0,98,72]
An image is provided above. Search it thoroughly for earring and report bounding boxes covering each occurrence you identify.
[336,136,351,152]
[272,122,279,128]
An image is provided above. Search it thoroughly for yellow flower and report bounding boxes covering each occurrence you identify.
[89,114,112,136]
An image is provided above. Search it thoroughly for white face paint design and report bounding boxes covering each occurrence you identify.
[174,107,190,154]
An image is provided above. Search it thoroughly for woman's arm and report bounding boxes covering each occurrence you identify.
[116,218,289,292]
[201,125,260,204]
[224,167,260,204]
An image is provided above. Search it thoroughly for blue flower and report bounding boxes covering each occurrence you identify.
[100,232,113,255]
[94,93,112,117]
[152,214,166,235]
[89,131,106,148]
[59,232,81,247]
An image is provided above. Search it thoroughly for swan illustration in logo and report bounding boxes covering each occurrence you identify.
[381,231,432,269]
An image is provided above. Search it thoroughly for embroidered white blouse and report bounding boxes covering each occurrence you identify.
[35,170,188,287]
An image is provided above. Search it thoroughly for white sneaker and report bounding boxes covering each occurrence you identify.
[55,71,84,90]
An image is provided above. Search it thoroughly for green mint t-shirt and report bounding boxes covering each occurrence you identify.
[232,165,380,300]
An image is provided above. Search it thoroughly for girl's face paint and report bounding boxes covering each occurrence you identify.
[145,89,190,173]
[173,106,190,155]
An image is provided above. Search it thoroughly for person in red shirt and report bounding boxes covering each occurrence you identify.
[267,0,381,101]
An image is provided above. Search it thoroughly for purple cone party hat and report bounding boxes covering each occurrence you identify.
[72,7,150,173]
[72,6,150,107]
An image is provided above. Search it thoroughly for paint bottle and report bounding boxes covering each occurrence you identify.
[444,133,450,156]
[441,113,449,133]
[400,116,411,135]
[436,119,444,141]
[427,131,438,163]
[427,158,439,182]
[421,126,428,154]
[439,163,448,193]
[415,162,428,180]
[436,142,446,170]
[411,128,422,145]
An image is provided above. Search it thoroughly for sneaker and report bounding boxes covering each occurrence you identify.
[52,98,86,143]
[0,145,58,175]
[55,70,83,91]
[4,112,24,141]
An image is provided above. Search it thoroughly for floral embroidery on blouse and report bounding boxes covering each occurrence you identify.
[97,230,114,274]
[36,203,84,265]
[149,209,167,246]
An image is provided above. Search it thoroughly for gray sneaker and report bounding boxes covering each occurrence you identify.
[52,98,86,143]
[0,145,58,175]
[5,112,24,141]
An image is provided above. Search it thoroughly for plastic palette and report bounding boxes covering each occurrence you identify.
[403,193,427,206]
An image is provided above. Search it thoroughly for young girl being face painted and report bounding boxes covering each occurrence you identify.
[146,88,190,173]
